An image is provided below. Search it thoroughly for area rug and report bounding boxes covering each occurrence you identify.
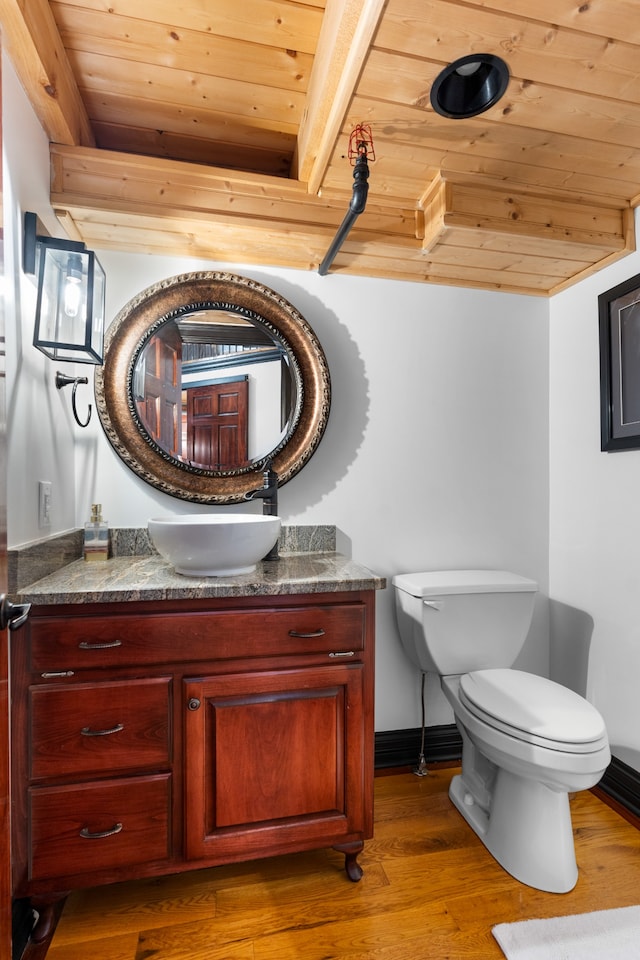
[492,905,640,959]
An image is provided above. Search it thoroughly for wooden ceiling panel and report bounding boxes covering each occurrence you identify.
[329,104,640,207]
[53,6,314,93]
[51,0,325,54]
[3,0,639,295]
[84,92,298,148]
[473,0,640,45]
[72,51,305,129]
[360,47,640,152]
[90,122,294,177]
[376,0,640,103]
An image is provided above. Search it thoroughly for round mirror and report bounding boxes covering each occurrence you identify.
[95,272,331,503]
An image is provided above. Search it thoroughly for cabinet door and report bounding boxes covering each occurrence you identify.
[184,664,366,863]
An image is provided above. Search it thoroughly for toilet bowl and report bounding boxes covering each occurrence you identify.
[392,570,610,893]
[442,670,609,893]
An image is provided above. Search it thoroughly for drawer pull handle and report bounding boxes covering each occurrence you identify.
[78,639,122,650]
[288,629,326,638]
[79,823,123,840]
[329,651,355,658]
[80,723,124,737]
[41,671,75,679]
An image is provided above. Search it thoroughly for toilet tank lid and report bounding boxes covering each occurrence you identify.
[392,569,538,598]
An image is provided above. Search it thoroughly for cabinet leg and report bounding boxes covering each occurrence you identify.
[30,894,67,944]
[333,841,364,882]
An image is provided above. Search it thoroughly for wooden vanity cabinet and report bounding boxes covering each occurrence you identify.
[11,590,375,934]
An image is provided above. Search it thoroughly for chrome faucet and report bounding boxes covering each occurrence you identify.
[244,461,279,559]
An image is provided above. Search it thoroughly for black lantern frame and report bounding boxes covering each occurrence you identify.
[24,211,106,365]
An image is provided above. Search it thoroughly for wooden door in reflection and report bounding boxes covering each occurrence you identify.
[186,378,248,469]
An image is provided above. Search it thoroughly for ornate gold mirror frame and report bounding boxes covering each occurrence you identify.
[95,272,331,503]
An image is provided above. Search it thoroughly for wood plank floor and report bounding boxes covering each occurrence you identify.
[38,766,640,960]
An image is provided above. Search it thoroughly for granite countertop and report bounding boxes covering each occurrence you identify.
[10,524,386,605]
[16,552,386,605]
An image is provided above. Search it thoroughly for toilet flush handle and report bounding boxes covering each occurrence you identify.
[423,600,444,611]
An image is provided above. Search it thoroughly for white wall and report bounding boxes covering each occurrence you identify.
[549,217,640,771]
[3,52,551,734]
[2,54,78,543]
[83,254,552,731]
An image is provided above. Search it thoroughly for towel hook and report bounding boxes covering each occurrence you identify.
[55,371,92,427]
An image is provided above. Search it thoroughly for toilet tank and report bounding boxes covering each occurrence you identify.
[392,570,538,676]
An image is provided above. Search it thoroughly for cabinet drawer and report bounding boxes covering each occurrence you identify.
[29,603,366,670]
[29,677,171,779]
[29,774,171,881]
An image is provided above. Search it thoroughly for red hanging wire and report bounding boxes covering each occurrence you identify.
[348,124,375,164]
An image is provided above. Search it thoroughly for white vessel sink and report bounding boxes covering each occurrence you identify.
[148,514,281,576]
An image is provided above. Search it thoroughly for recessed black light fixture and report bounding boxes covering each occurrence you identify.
[430,54,510,119]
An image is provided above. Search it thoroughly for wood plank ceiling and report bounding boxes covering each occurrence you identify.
[2,0,640,296]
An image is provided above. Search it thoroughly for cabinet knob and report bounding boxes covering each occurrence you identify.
[187,697,201,711]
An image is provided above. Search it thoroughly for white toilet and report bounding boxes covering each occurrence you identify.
[392,569,610,894]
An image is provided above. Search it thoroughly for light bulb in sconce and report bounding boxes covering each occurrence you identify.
[64,253,84,318]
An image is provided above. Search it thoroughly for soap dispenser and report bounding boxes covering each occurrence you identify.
[84,503,109,561]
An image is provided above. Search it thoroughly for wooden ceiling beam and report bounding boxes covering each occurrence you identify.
[0,0,93,147]
[421,178,632,256]
[49,142,634,296]
[49,143,415,238]
[294,0,387,193]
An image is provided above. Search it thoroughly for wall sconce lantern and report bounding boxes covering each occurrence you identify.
[24,211,106,365]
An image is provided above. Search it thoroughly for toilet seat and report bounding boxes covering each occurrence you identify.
[459,669,607,754]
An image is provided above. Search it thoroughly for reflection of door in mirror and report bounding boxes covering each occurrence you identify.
[186,378,249,469]
[137,324,182,458]
[134,309,296,471]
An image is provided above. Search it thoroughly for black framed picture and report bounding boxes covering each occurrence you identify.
[599,272,640,451]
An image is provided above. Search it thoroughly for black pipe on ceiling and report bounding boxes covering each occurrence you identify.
[318,147,370,276]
